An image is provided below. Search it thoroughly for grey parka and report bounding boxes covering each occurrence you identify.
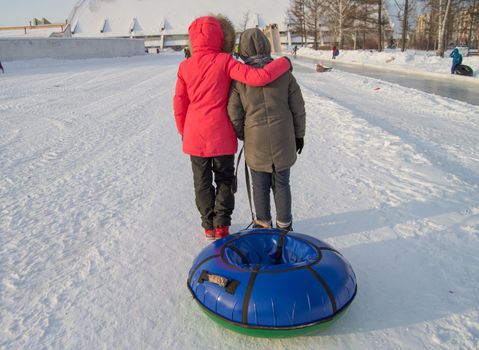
[227,28,306,173]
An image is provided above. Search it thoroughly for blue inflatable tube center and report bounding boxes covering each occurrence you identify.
[224,233,319,271]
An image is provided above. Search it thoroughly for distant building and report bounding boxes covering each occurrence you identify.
[0,18,70,38]
[415,5,478,51]
[416,13,429,37]
[453,5,478,48]
[415,13,434,50]
[67,0,292,51]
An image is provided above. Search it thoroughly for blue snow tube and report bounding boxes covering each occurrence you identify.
[187,228,357,337]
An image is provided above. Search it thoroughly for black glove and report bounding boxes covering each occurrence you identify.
[295,138,304,154]
[283,56,293,72]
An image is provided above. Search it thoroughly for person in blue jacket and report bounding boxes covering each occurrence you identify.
[449,48,462,74]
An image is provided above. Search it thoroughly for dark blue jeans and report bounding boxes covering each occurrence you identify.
[250,168,292,225]
[451,62,459,74]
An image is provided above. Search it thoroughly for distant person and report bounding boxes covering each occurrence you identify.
[233,44,239,58]
[332,46,339,59]
[316,63,332,72]
[183,47,191,58]
[156,48,160,54]
[0,61,4,74]
[449,48,462,74]
[292,45,298,58]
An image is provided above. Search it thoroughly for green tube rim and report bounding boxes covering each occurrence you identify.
[189,284,357,338]
[200,301,351,338]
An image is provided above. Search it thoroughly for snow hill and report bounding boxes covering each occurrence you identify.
[0,54,478,349]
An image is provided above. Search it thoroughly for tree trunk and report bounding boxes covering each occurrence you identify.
[437,0,451,57]
[401,0,409,52]
[378,0,383,51]
[437,0,443,54]
[468,0,477,46]
[303,0,307,45]
[339,14,343,48]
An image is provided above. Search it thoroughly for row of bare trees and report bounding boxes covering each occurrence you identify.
[289,0,393,51]
[288,0,479,55]
[417,0,479,56]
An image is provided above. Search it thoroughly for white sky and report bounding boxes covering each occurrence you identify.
[0,0,78,26]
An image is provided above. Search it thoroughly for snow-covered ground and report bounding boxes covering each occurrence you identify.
[1,53,478,349]
[297,47,479,80]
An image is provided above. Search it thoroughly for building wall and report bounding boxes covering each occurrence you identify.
[0,38,145,61]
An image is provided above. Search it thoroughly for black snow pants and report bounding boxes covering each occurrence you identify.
[190,155,235,229]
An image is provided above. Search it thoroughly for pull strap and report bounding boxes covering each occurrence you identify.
[235,144,255,229]
[274,234,286,264]
[244,159,255,229]
[233,145,244,194]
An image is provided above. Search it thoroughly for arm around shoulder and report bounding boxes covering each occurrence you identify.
[227,57,291,87]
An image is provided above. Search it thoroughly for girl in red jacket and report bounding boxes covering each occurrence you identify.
[173,15,291,240]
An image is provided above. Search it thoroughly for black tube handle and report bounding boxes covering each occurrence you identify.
[198,270,239,294]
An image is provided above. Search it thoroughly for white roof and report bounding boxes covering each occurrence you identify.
[68,0,291,37]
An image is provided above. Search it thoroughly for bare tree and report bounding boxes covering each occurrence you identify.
[377,0,383,51]
[395,0,417,50]
[401,0,409,51]
[239,10,250,31]
[305,0,324,49]
[324,0,358,48]
[421,0,469,53]
[423,0,441,49]
[354,0,378,49]
[437,0,452,56]
[468,0,478,46]
[290,0,308,44]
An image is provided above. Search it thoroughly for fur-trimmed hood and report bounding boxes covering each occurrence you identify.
[215,14,235,53]
[188,15,236,54]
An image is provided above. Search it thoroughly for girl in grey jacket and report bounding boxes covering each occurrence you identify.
[227,28,306,230]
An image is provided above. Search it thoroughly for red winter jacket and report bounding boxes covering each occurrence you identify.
[173,16,291,157]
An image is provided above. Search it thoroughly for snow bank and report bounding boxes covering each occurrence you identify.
[297,48,479,81]
[0,38,145,61]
